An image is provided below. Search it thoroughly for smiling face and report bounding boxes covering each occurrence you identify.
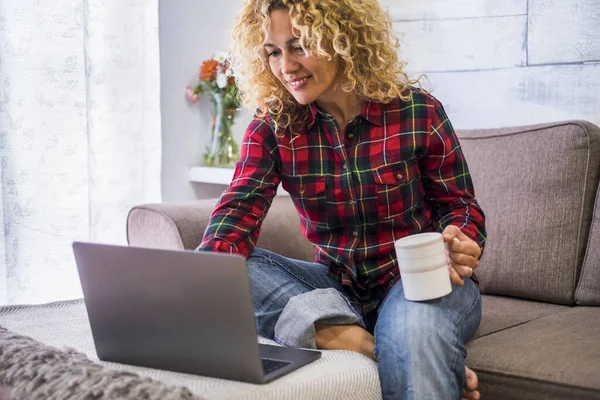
[264,9,341,105]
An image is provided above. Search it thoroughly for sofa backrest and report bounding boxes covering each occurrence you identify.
[576,181,600,306]
[457,121,600,305]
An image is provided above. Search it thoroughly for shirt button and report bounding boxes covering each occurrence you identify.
[396,173,403,179]
[343,163,348,169]
[352,231,358,237]
[347,133,354,139]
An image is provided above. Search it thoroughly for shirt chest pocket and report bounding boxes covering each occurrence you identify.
[373,160,420,219]
[281,176,328,224]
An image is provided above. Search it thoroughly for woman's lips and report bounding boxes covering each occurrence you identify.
[288,76,311,90]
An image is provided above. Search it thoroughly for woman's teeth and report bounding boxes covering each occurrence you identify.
[290,77,309,87]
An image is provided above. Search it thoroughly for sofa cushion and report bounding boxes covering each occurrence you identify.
[0,300,381,400]
[2,299,596,400]
[458,121,600,305]
[473,295,569,340]
[466,307,600,400]
[576,181,600,305]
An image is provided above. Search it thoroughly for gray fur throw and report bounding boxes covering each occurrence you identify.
[0,327,204,400]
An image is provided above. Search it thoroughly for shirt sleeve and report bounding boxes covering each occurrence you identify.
[196,116,281,257]
[420,96,487,252]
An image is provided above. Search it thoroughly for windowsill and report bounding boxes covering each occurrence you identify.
[189,166,235,185]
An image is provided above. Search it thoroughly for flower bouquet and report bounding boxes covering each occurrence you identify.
[186,52,240,167]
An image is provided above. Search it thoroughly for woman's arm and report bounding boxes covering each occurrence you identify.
[196,116,281,257]
[420,96,487,253]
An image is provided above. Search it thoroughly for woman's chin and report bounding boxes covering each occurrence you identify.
[285,89,315,105]
[291,95,314,105]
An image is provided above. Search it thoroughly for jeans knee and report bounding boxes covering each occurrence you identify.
[377,320,449,354]
[375,303,462,363]
[246,248,278,282]
[247,247,270,266]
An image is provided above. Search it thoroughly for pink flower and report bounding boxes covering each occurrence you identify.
[185,86,200,103]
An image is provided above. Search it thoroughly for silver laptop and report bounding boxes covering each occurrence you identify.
[72,241,321,384]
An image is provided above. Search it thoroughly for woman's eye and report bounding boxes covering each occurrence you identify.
[293,46,304,53]
[268,50,281,57]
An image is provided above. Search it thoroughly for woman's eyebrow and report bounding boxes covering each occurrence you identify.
[264,37,299,48]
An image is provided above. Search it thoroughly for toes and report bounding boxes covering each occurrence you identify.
[461,390,480,400]
[465,366,479,390]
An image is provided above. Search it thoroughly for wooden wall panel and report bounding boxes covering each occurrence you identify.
[396,16,527,72]
[528,0,600,64]
[417,64,600,130]
[380,0,526,20]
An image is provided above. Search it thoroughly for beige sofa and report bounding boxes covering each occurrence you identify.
[127,120,600,399]
[1,120,599,399]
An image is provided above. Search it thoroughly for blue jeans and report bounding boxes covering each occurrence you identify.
[247,248,482,400]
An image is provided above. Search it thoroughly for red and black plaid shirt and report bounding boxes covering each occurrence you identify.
[198,89,486,312]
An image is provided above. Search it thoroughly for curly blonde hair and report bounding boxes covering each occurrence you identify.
[229,0,421,135]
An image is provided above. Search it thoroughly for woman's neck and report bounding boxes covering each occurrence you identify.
[315,90,363,131]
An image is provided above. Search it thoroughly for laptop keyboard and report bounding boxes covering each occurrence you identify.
[261,358,291,374]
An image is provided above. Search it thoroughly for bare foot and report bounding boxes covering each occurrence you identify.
[461,367,480,400]
[314,323,376,360]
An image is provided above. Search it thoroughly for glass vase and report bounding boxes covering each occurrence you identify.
[204,91,239,168]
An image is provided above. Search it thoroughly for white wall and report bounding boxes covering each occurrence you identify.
[159,0,251,202]
[161,0,600,202]
[381,0,600,129]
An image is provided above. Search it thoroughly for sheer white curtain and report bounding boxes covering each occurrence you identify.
[0,0,161,305]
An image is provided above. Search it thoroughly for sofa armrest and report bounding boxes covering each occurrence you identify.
[127,198,219,251]
[126,196,315,262]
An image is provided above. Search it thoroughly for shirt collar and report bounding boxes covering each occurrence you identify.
[306,99,384,130]
[306,102,320,130]
[361,100,384,127]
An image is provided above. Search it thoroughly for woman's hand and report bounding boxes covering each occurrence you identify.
[442,226,482,286]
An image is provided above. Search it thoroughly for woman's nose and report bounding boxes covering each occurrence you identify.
[281,53,299,74]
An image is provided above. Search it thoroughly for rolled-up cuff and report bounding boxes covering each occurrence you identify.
[274,288,365,349]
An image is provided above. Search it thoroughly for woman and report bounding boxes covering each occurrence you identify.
[198,1,485,399]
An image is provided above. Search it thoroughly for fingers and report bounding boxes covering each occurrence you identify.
[442,226,480,283]
[448,265,465,286]
[442,225,468,242]
[448,264,472,284]
[442,226,482,259]
[447,238,481,259]
[446,253,476,279]
[454,265,474,278]
[448,252,479,269]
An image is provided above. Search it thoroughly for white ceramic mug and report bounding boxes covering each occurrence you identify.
[394,232,452,301]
